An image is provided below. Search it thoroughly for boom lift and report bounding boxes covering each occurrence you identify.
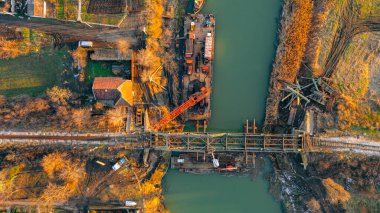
[153,88,209,131]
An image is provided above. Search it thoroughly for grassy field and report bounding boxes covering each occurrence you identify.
[0,47,70,96]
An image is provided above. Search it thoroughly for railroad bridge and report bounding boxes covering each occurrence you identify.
[1,131,379,155]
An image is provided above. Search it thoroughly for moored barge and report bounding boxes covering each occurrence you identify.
[182,13,215,125]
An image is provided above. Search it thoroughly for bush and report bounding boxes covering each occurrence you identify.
[46,86,72,106]
[322,178,351,204]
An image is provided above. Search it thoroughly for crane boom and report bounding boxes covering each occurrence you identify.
[153,88,209,131]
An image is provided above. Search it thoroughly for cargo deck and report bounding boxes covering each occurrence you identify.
[182,14,215,123]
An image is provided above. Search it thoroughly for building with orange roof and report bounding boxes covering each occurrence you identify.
[92,77,133,107]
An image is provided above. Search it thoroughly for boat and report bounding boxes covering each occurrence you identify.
[194,0,205,14]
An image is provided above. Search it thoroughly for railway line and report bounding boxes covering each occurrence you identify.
[0,131,379,155]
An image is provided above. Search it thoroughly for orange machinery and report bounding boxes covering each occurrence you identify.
[153,88,210,131]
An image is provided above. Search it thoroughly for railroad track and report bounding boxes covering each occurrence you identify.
[0,131,379,155]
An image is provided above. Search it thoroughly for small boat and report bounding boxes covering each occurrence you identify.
[194,0,205,14]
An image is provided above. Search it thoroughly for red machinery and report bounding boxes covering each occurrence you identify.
[153,88,209,131]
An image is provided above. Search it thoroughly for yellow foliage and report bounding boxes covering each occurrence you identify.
[106,107,127,128]
[144,197,169,213]
[46,86,72,105]
[41,152,85,203]
[40,183,71,203]
[41,152,69,178]
[337,95,380,130]
[141,182,161,196]
[322,178,351,204]
[145,0,164,39]
[71,47,88,68]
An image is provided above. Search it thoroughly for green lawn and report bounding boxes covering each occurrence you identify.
[86,61,131,88]
[0,47,70,96]
[87,61,116,81]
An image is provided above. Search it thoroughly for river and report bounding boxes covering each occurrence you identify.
[205,0,282,132]
[164,0,282,212]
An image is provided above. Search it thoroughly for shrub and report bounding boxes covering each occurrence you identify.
[322,178,351,204]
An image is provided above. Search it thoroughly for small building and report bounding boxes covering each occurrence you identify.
[90,49,132,61]
[92,77,133,107]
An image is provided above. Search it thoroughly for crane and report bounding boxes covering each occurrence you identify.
[153,87,210,131]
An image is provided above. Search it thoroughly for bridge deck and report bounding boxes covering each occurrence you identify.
[0,132,379,155]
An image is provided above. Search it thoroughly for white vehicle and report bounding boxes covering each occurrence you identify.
[78,41,93,48]
[112,157,127,171]
[125,201,137,206]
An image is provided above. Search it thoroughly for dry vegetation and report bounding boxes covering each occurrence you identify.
[0,87,129,132]
[322,178,351,205]
[0,144,169,211]
[332,35,380,133]
[0,27,51,59]
[134,0,178,101]
[40,152,85,203]
[309,0,380,134]
[116,39,130,58]
[275,0,313,82]
[46,86,72,106]
[306,198,322,212]
[303,0,335,76]
[264,0,313,130]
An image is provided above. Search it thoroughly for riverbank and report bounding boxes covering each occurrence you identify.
[263,0,380,211]
[269,153,380,212]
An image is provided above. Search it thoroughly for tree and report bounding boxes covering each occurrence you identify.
[136,49,157,68]
[71,47,88,68]
[0,95,6,106]
[46,86,72,106]
[41,152,85,203]
[116,39,130,57]
[41,152,69,178]
[18,98,50,117]
[72,108,91,128]
[106,107,127,129]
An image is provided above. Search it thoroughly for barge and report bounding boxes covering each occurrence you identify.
[182,13,215,124]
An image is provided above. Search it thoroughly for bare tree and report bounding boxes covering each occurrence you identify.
[46,86,72,106]
[71,47,88,68]
[136,49,157,68]
[72,108,91,128]
[106,107,127,129]
[116,39,130,58]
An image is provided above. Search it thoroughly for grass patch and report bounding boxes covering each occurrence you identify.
[351,126,380,139]
[86,60,131,90]
[0,47,70,97]
[87,61,116,82]
[57,0,65,19]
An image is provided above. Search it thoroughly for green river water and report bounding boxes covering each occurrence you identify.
[164,0,283,212]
